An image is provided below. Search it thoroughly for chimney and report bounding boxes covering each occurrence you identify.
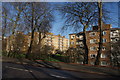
[92,26,100,31]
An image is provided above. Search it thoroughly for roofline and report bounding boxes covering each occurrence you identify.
[69,28,120,35]
[110,28,120,30]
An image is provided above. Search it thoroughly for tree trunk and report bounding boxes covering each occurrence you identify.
[83,26,89,64]
[38,31,42,58]
[26,3,35,59]
[2,13,7,52]
[95,2,103,65]
[38,32,42,46]
[26,28,35,58]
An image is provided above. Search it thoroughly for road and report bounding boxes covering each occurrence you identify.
[2,62,119,80]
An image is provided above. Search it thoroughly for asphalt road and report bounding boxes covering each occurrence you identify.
[2,62,119,80]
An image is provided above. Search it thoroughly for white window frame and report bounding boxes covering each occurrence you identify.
[114,38,119,42]
[102,38,107,43]
[71,35,75,39]
[89,32,96,36]
[79,42,83,47]
[90,54,96,58]
[102,31,106,35]
[76,42,79,45]
[90,39,97,43]
[79,35,83,40]
[90,46,96,51]
[102,46,106,51]
[90,61,95,65]
[101,53,107,58]
[101,61,107,66]
[71,42,74,45]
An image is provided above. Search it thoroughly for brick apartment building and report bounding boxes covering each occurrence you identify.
[110,28,120,43]
[69,24,120,66]
[4,32,68,54]
[110,28,120,66]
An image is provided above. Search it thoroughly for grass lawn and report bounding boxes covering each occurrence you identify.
[45,57,62,62]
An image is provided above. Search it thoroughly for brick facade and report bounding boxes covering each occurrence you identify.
[69,24,120,66]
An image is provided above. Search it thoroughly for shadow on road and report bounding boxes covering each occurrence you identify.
[17,59,83,80]
[34,60,61,69]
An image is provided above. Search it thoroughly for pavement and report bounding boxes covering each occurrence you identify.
[2,56,120,77]
[3,62,119,80]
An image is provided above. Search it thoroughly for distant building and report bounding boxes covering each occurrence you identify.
[69,24,120,66]
[4,32,69,54]
[43,33,69,53]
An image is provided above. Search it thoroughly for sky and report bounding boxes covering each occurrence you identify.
[1,2,119,38]
[51,2,119,38]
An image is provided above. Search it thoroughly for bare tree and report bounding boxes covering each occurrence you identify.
[58,2,111,64]
[23,2,54,58]
[58,2,99,64]
[95,2,112,65]
[2,7,8,39]
[2,3,26,56]
[111,38,120,67]
[14,32,25,53]
[65,47,84,63]
[95,2,103,65]
[2,2,54,58]
[2,6,8,53]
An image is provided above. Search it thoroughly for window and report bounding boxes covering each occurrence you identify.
[76,35,79,38]
[71,35,75,39]
[37,38,39,43]
[46,37,49,39]
[102,31,106,35]
[48,35,51,37]
[111,32,119,37]
[48,44,51,46]
[90,39,97,43]
[102,38,107,43]
[71,42,74,45]
[102,46,106,51]
[90,54,96,58]
[49,41,51,42]
[90,61,94,65]
[80,42,83,47]
[76,42,79,45]
[111,46,113,50]
[111,39,113,41]
[116,30,119,32]
[115,38,119,41]
[79,36,83,40]
[89,32,96,36]
[11,46,13,50]
[101,53,107,58]
[90,46,97,51]
[101,61,107,66]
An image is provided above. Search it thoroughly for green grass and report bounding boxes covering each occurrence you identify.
[45,57,62,62]
[55,54,66,57]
